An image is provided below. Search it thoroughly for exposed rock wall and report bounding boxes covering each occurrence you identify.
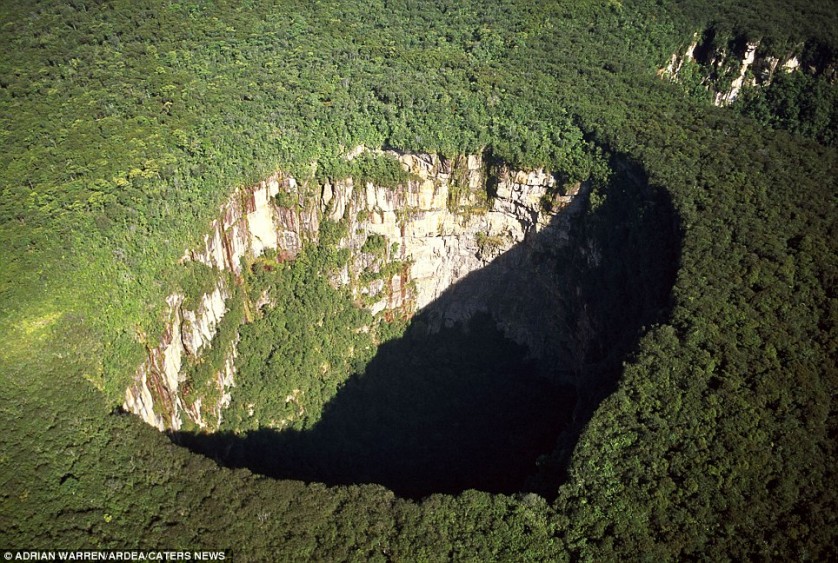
[185,175,285,274]
[660,34,699,79]
[713,41,760,106]
[124,175,292,431]
[124,151,584,431]
[327,152,579,314]
[659,33,824,107]
[124,283,229,431]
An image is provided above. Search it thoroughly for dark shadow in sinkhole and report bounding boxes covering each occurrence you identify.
[173,156,681,500]
[196,313,574,499]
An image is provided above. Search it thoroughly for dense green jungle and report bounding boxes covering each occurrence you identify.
[0,0,835,560]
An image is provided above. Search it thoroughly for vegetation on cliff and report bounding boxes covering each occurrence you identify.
[1,0,835,560]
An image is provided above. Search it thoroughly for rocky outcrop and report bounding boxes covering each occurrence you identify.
[124,284,229,431]
[660,35,699,79]
[125,176,290,432]
[325,152,579,314]
[124,151,585,431]
[184,175,304,274]
[713,40,760,106]
[659,32,829,107]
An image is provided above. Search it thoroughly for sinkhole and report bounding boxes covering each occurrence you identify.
[174,158,680,500]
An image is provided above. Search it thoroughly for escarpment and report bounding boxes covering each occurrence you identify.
[661,29,836,106]
[124,150,586,432]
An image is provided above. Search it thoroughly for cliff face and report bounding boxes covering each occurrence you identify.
[333,151,580,314]
[660,32,833,106]
[124,151,584,431]
[124,175,286,431]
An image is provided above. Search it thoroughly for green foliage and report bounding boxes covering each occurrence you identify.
[178,261,223,309]
[361,233,388,256]
[737,71,837,145]
[181,285,246,412]
[475,232,506,255]
[0,0,835,559]
[663,22,836,144]
[274,189,299,209]
[224,222,377,432]
[673,58,715,103]
[317,153,411,188]
[549,61,837,562]
[358,260,409,287]
[672,0,838,49]
[445,155,473,212]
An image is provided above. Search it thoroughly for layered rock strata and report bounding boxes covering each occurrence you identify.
[124,151,584,431]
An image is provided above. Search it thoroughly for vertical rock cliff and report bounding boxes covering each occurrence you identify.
[124,151,585,431]
[659,31,830,106]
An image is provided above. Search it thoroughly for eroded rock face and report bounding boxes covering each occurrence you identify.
[124,281,232,431]
[714,41,760,106]
[124,151,585,431]
[125,176,290,431]
[329,152,578,313]
[181,284,228,357]
[185,176,286,274]
[659,33,826,107]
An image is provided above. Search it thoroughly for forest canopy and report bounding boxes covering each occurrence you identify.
[0,0,835,560]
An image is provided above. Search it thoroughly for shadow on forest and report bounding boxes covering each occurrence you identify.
[173,157,681,500]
